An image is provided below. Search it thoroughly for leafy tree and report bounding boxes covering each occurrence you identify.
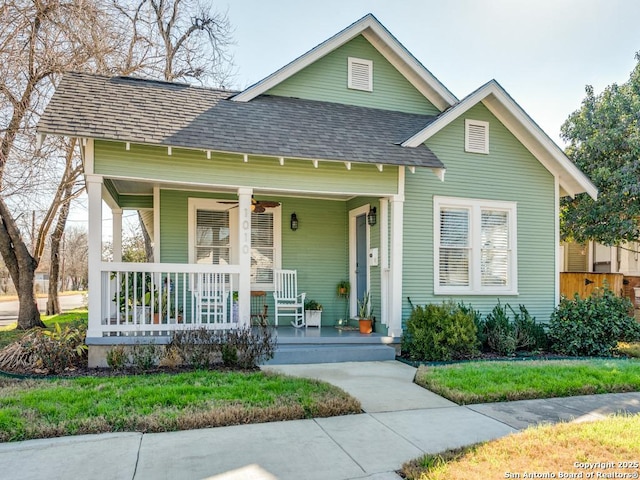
[560,54,640,245]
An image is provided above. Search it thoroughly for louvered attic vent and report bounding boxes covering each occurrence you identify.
[348,57,373,91]
[465,119,489,154]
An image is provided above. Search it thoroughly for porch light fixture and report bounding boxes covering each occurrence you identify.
[290,212,299,231]
[367,207,377,227]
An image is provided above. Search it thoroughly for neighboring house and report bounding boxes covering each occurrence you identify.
[37,14,596,365]
[561,240,640,276]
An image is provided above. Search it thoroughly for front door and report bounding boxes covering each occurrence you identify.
[356,214,368,303]
[349,205,370,317]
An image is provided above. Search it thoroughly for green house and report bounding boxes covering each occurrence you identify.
[37,14,596,365]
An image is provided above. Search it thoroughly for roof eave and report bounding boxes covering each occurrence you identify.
[232,14,457,110]
[402,81,598,200]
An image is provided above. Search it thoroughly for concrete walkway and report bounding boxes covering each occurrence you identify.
[1,361,639,480]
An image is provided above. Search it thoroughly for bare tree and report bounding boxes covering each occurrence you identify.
[62,226,88,291]
[114,0,235,86]
[0,0,119,328]
[1,0,234,326]
[113,0,234,261]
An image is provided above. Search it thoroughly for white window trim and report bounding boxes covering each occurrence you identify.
[465,119,489,154]
[347,57,373,92]
[433,196,518,295]
[187,197,281,290]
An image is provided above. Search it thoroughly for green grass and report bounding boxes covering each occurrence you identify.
[0,370,361,442]
[402,414,640,480]
[415,359,640,404]
[0,309,87,349]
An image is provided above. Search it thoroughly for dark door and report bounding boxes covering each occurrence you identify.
[356,214,367,303]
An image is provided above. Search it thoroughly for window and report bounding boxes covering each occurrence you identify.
[188,198,281,288]
[465,119,489,154]
[251,212,275,285]
[195,210,230,265]
[434,196,517,294]
[348,57,373,91]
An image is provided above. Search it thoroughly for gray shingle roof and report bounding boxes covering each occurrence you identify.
[38,72,444,168]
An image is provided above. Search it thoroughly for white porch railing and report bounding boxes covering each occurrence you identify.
[99,262,242,337]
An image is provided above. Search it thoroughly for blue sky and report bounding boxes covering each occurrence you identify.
[224,0,640,145]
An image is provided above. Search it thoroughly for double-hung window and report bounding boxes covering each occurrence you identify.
[188,198,281,289]
[434,196,517,295]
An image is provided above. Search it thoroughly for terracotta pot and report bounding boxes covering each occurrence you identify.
[338,287,347,295]
[153,313,160,324]
[359,318,372,334]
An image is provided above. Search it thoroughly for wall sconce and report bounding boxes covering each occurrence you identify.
[290,212,299,231]
[367,206,377,227]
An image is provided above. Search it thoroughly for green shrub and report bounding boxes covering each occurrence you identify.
[402,301,479,361]
[479,302,548,355]
[484,301,516,356]
[549,287,640,357]
[130,342,160,371]
[106,345,128,370]
[221,343,238,367]
[512,305,549,352]
[169,326,277,369]
[31,323,88,374]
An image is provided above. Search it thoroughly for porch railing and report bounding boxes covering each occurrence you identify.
[99,262,241,337]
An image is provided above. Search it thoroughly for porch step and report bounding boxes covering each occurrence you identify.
[265,344,396,365]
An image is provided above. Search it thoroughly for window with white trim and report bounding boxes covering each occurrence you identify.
[465,119,489,154]
[434,196,517,295]
[348,57,373,91]
[188,198,281,288]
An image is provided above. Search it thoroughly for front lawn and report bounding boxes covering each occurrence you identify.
[0,370,361,442]
[415,359,640,404]
[402,414,640,480]
[0,309,88,349]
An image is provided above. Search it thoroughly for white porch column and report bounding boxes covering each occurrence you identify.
[112,208,123,262]
[379,198,390,327]
[86,174,103,338]
[237,187,253,327]
[389,194,404,338]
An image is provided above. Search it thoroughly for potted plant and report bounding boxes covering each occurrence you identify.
[358,292,374,334]
[304,299,323,328]
[114,271,155,323]
[335,280,350,327]
[337,280,350,297]
[154,292,183,324]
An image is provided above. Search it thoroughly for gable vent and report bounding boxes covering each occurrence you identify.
[348,57,373,92]
[465,119,489,154]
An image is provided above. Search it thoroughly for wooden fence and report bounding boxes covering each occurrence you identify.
[559,272,624,300]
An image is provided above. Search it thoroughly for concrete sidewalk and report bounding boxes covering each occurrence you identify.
[0,361,639,480]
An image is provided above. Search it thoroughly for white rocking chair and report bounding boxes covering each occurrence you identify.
[273,269,306,328]
[194,273,229,326]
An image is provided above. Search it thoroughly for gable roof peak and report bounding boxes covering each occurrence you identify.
[232,13,457,111]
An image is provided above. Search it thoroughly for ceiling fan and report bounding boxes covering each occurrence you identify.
[219,196,280,213]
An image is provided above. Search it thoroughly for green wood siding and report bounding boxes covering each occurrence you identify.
[159,190,349,326]
[94,140,398,197]
[267,35,439,115]
[403,103,556,323]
